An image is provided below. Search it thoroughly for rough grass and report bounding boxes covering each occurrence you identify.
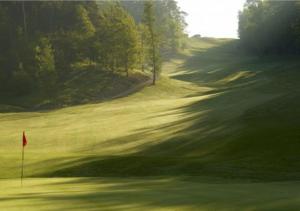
[0,70,149,111]
[0,37,300,210]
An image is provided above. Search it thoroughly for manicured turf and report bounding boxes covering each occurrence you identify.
[1,38,300,210]
[1,177,300,211]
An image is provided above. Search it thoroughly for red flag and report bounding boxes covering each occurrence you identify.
[22,131,27,147]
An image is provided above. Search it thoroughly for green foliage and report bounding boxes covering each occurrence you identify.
[98,3,139,76]
[0,0,183,104]
[142,0,161,85]
[11,63,33,95]
[137,23,149,72]
[156,0,187,52]
[35,37,57,93]
[76,5,96,38]
[239,0,300,54]
[122,0,187,53]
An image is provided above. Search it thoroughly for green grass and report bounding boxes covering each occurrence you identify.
[1,37,300,210]
[1,177,300,211]
[0,70,149,111]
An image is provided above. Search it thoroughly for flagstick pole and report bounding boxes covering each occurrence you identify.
[21,145,24,187]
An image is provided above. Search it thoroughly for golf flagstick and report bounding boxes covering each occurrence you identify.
[21,131,27,186]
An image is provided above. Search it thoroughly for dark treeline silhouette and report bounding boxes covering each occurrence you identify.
[239,0,300,54]
[0,1,186,97]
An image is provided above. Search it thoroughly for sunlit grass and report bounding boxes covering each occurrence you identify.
[1,38,300,210]
[1,177,300,211]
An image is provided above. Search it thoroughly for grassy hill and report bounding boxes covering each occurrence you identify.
[1,38,300,210]
[0,70,149,112]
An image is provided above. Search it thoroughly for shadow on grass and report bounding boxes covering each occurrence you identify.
[0,70,150,113]
[2,177,300,210]
[37,90,300,181]
[28,40,300,181]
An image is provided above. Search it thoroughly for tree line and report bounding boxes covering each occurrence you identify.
[0,1,186,96]
[239,0,300,55]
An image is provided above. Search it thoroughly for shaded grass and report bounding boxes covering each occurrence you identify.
[0,37,300,182]
[1,177,300,211]
[0,70,149,111]
[1,37,300,210]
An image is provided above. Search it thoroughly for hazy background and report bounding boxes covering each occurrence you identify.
[177,0,245,38]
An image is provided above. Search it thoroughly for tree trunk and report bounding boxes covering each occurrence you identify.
[152,45,156,85]
[150,28,156,85]
[22,1,27,38]
[126,60,129,77]
[141,36,145,72]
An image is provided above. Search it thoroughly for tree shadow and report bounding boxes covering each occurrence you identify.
[17,39,300,181]
[0,71,150,113]
[2,177,300,210]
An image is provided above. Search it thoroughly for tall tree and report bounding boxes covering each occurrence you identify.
[138,23,148,72]
[35,37,56,94]
[239,0,300,54]
[122,14,139,77]
[98,3,139,76]
[122,0,187,53]
[0,1,183,96]
[143,0,160,85]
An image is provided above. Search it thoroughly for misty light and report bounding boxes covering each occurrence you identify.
[177,0,245,38]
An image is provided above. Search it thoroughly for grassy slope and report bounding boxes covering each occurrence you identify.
[1,38,300,210]
[1,37,299,180]
[0,70,149,111]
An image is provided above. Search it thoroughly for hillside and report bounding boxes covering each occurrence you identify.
[1,37,300,210]
[1,37,300,181]
[0,1,186,110]
[0,71,149,112]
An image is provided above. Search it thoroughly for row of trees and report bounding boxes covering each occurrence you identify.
[238,0,300,54]
[0,1,187,96]
[121,0,187,53]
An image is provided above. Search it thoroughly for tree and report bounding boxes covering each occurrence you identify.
[35,37,56,94]
[21,1,27,39]
[76,5,95,38]
[0,4,9,90]
[121,14,139,77]
[98,3,139,76]
[143,0,161,85]
[239,0,300,54]
[138,24,148,72]
[121,0,187,53]
[11,62,33,95]
[1,0,179,98]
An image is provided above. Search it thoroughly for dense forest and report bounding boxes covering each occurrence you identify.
[239,0,300,54]
[0,1,186,99]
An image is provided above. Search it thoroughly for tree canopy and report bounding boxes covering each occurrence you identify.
[239,0,300,54]
[0,1,187,97]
